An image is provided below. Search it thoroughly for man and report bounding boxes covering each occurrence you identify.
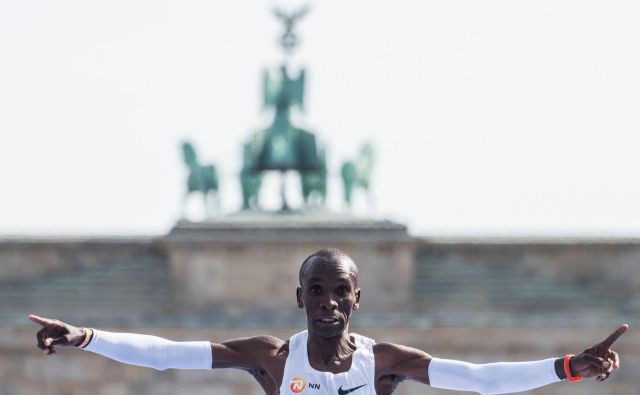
[31,247,627,394]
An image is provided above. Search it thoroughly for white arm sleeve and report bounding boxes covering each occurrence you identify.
[83,329,212,371]
[428,357,561,395]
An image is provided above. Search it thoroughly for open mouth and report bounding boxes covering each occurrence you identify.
[317,317,340,324]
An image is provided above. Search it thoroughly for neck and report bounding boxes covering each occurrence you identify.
[272,106,291,126]
[307,329,355,367]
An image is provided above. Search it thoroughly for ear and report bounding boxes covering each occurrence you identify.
[353,288,361,311]
[296,287,304,309]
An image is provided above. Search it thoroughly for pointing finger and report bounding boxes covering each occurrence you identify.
[600,324,629,348]
[28,314,54,327]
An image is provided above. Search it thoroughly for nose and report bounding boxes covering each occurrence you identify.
[320,294,338,310]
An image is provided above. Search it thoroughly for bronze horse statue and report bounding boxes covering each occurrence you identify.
[341,143,375,209]
[301,147,327,208]
[181,141,219,216]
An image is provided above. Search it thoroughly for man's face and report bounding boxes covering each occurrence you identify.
[296,260,360,339]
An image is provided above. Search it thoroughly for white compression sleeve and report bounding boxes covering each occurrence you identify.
[83,329,212,371]
[428,357,561,395]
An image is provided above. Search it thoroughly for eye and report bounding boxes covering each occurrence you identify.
[309,285,321,296]
[337,286,350,296]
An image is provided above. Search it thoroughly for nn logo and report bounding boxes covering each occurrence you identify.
[290,377,306,393]
[290,377,321,393]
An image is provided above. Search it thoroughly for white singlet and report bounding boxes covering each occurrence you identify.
[279,330,376,395]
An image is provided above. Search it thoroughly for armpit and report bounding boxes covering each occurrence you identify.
[375,374,406,395]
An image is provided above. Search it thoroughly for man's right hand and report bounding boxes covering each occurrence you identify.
[28,314,87,354]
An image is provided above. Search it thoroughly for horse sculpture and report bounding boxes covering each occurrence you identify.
[181,141,219,216]
[341,143,375,209]
[240,141,263,210]
[301,148,327,208]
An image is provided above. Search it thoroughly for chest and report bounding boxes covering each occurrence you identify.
[279,350,375,395]
[254,370,399,395]
[280,372,374,395]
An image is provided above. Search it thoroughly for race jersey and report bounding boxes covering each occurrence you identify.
[279,330,376,395]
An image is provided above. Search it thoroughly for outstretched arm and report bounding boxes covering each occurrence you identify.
[375,324,628,394]
[29,314,279,372]
[29,314,212,370]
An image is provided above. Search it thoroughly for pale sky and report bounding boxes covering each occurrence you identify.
[1,0,639,237]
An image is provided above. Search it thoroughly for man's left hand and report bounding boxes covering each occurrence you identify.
[571,324,628,381]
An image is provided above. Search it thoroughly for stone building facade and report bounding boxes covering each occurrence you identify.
[1,214,638,394]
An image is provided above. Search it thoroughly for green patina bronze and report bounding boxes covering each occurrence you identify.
[181,141,219,216]
[180,6,375,214]
[240,6,326,211]
[301,147,327,208]
[240,142,263,210]
[341,143,375,208]
[250,65,319,172]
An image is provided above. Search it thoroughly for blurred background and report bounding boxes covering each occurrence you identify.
[0,1,639,394]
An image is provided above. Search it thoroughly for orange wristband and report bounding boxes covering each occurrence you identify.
[564,354,582,382]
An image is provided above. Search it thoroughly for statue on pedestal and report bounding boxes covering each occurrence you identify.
[180,6,374,215]
[240,6,326,211]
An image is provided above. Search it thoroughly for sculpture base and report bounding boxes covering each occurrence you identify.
[164,211,415,313]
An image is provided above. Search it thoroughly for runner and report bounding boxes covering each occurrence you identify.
[31,247,627,394]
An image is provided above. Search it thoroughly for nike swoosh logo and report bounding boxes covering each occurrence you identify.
[337,384,367,395]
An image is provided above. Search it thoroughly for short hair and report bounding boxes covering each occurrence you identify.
[299,247,359,287]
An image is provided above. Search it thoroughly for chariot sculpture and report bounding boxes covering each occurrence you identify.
[180,6,374,215]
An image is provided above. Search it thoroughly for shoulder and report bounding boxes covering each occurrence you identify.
[351,332,375,347]
[374,343,432,376]
[221,335,286,354]
[211,335,289,370]
[374,342,428,359]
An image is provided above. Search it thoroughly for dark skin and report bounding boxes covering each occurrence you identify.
[30,257,628,394]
